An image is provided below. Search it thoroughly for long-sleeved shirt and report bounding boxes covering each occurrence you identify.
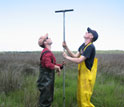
[40,48,62,70]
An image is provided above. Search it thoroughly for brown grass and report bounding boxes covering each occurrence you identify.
[0,51,124,106]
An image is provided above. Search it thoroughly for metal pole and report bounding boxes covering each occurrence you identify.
[55,9,74,107]
[63,12,65,107]
[63,12,65,42]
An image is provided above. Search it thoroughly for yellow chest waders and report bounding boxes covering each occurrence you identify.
[77,43,98,107]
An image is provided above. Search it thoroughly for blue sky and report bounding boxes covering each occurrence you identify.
[0,0,124,51]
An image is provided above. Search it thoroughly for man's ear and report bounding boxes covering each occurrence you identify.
[90,34,93,39]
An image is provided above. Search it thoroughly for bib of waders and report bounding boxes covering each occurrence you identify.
[37,51,55,107]
[77,43,98,107]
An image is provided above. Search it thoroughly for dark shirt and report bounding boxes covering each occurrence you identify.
[40,48,62,70]
[78,43,96,70]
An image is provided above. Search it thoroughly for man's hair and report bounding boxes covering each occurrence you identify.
[39,38,47,48]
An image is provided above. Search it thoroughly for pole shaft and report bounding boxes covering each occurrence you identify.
[63,12,65,107]
[63,12,65,42]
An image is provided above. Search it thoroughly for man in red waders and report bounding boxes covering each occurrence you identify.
[63,27,98,107]
[37,33,64,107]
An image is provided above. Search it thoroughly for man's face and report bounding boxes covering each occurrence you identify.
[84,32,93,42]
[45,37,53,46]
[38,34,52,47]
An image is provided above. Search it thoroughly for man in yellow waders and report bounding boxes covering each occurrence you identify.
[63,27,98,107]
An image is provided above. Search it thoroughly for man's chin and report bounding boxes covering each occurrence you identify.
[49,42,53,45]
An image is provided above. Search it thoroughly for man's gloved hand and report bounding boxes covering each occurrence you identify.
[54,65,61,76]
[60,61,66,69]
[62,42,68,49]
[54,65,61,72]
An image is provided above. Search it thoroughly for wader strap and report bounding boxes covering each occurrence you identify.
[83,42,92,52]
[40,50,50,61]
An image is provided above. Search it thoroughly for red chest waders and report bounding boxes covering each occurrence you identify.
[77,43,98,107]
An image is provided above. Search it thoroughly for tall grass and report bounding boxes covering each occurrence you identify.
[0,52,124,107]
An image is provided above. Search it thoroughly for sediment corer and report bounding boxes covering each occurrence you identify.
[55,9,74,42]
[55,9,74,107]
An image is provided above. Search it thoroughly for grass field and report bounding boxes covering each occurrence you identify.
[0,51,124,107]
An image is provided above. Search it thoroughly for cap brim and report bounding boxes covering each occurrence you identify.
[44,33,48,38]
[38,33,49,46]
[87,27,92,33]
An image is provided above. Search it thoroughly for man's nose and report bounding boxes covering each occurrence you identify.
[86,32,88,34]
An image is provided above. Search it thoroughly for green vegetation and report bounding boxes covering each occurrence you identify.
[0,52,124,107]
[96,50,124,54]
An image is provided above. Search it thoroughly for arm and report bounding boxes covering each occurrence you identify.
[66,47,80,58]
[63,52,86,64]
[44,54,61,71]
[62,42,80,58]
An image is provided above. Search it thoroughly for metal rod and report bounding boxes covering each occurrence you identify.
[63,12,65,107]
[55,9,74,107]
[63,12,65,42]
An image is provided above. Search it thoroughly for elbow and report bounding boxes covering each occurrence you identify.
[77,56,86,64]
[45,64,54,70]
[77,58,84,64]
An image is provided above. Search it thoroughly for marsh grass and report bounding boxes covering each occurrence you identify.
[0,51,124,107]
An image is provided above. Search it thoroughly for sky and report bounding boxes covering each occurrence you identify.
[0,0,124,51]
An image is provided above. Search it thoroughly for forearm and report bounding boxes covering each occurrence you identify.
[44,57,56,70]
[66,47,77,58]
[55,64,63,69]
[45,63,62,70]
[66,56,85,64]
[45,63,55,70]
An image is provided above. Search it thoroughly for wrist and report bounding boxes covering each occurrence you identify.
[60,65,63,69]
[66,56,69,59]
[54,65,57,69]
[66,46,69,50]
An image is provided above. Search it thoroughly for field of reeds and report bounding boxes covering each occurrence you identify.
[0,51,124,107]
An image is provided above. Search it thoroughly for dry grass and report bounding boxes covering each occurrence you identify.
[0,51,124,107]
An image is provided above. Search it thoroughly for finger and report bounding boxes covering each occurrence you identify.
[58,68,60,72]
[58,71,61,76]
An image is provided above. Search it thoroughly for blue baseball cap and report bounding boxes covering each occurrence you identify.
[87,27,98,42]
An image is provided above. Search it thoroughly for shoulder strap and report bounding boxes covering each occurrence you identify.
[83,42,92,52]
[40,50,50,61]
